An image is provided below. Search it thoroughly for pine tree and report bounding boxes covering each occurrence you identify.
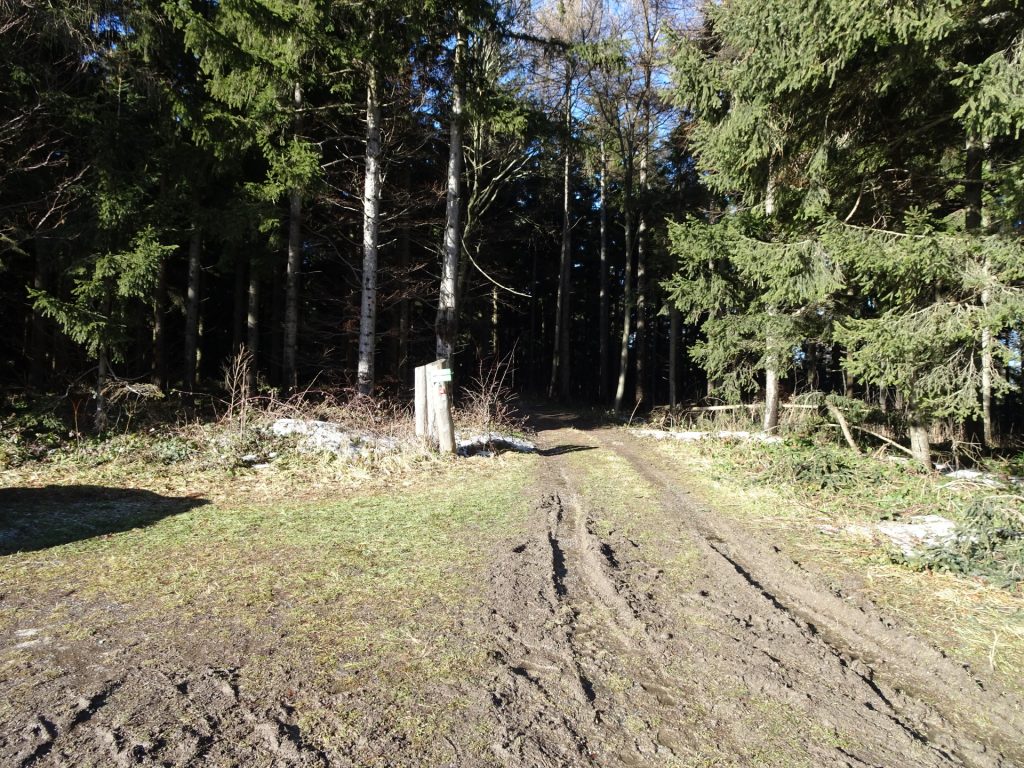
[668,0,1024,459]
[169,0,336,391]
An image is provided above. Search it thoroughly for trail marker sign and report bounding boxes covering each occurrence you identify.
[414,360,456,454]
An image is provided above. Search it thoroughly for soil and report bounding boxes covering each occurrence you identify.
[482,413,1024,767]
[2,412,1022,767]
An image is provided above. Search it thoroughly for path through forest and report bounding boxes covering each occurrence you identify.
[482,412,1024,767]
[4,412,1024,767]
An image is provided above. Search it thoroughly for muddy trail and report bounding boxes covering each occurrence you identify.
[483,414,1024,767]
[4,413,1024,767]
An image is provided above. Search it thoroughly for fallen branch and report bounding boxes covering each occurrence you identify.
[826,402,860,454]
[851,425,915,457]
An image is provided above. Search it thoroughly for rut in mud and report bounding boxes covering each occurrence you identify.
[5,416,1024,767]
[482,418,1024,768]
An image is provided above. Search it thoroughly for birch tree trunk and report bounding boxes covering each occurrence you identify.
[358,63,382,396]
[184,225,201,390]
[763,354,781,432]
[981,295,995,446]
[762,173,780,432]
[282,80,304,393]
[966,135,996,448]
[614,185,635,413]
[549,63,572,401]
[598,142,609,403]
[436,20,465,361]
[635,154,648,408]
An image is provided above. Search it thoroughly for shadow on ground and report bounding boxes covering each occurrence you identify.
[0,486,209,555]
[538,445,597,457]
[518,403,612,433]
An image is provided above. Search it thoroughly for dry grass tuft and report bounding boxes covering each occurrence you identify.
[646,436,1024,694]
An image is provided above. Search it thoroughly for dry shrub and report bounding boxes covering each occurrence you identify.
[454,350,527,437]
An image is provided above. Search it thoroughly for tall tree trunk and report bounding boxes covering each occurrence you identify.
[491,284,500,359]
[614,183,636,413]
[762,173,780,432]
[397,167,412,385]
[95,345,109,433]
[30,240,50,388]
[909,417,933,471]
[184,225,202,390]
[598,142,610,403]
[358,64,383,396]
[550,63,573,401]
[669,306,679,408]
[981,303,994,445]
[152,253,167,390]
[436,19,465,361]
[282,83,304,393]
[529,245,539,393]
[966,134,996,448]
[271,256,284,385]
[232,254,247,354]
[246,268,260,395]
[397,228,409,387]
[763,357,781,432]
[635,148,649,409]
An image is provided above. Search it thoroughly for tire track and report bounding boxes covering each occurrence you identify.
[483,417,1021,767]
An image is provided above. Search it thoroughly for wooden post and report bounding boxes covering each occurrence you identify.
[426,359,456,454]
[426,368,437,439]
[414,365,427,437]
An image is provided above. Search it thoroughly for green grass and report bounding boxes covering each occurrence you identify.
[644,435,1024,695]
[0,453,537,760]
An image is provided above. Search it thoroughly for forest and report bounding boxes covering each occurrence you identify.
[2,0,1023,464]
[3,2,1024,765]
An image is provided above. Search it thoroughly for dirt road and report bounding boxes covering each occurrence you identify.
[4,414,1023,767]
[482,415,1024,767]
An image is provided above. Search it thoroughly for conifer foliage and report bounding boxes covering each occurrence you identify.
[667,0,1024,463]
[1,0,1022,458]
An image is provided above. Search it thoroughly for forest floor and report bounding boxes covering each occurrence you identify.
[1,410,1022,767]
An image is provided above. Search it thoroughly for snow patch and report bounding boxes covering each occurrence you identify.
[942,468,1008,488]
[824,514,959,556]
[269,419,397,457]
[633,428,783,444]
[456,433,535,457]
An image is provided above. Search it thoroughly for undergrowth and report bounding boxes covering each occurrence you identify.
[2,353,528,480]
[689,434,1024,590]
[908,496,1024,588]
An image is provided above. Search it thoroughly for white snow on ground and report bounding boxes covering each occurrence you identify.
[823,514,959,557]
[269,418,397,457]
[633,428,783,444]
[456,433,536,457]
[265,420,533,459]
[940,468,1023,488]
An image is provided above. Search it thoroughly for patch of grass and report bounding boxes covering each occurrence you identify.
[565,447,700,585]
[646,436,1024,694]
[0,453,537,760]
